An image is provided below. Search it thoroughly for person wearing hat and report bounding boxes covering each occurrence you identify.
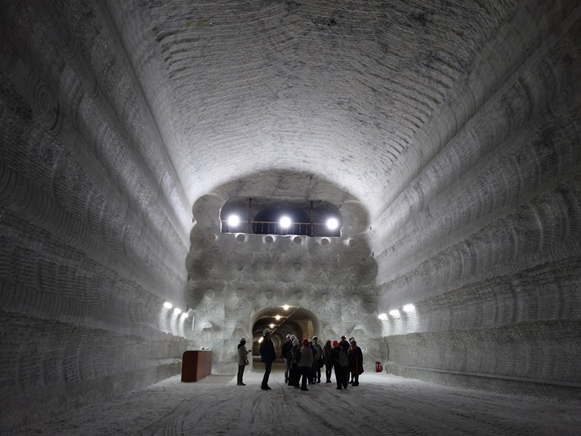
[330,340,349,390]
[348,340,364,386]
[237,338,251,386]
[259,329,276,390]
[298,338,313,391]
[323,339,334,383]
[312,336,324,383]
[282,334,293,384]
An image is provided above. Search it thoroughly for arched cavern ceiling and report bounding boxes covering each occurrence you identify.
[0,0,580,431]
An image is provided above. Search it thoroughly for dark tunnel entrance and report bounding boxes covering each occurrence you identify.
[251,305,322,363]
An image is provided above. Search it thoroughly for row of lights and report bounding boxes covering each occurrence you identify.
[164,301,188,317]
[258,305,290,343]
[228,215,340,230]
[378,304,415,320]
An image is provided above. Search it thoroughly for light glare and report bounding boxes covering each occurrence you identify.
[283,305,289,310]
[280,216,291,228]
[258,337,263,343]
[228,215,240,227]
[378,313,388,321]
[389,309,400,318]
[174,308,181,314]
[269,323,275,328]
[275,315,281,320]
[327,218,339,230]
[403,304,416,313]
[163,302,173,309]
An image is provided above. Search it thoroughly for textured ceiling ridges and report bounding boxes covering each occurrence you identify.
[143,0,519,208]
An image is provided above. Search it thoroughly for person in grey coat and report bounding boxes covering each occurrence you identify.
[237,338,251,386]
[298,338,313,391]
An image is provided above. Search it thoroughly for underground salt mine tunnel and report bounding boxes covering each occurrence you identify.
[1,0,580,434]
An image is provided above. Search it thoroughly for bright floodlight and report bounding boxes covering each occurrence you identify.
[283,305,289,310]
[403,304,416,313]
[174,308,182,315]
[163,302,173,309]
[280,216,291,228]
[228,215,240,227]
[326,218,339,230]
[378,313,388,321]
[275,315,281,321]
[269,323,275,328]
[258,337,263,343]
[389,309,400,318]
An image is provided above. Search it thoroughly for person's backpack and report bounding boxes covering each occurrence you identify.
[338,349,348,367]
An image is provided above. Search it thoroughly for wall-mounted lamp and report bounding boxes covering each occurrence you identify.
[163,302,173,309]
[378,313,388,321]
[403,304,415,313]
[389,309,400,318]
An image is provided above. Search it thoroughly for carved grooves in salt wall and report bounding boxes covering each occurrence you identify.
[0,0,190,430]
[374,2,581,397]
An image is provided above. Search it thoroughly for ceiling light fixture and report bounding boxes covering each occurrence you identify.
[326,218,339,230]
[280,216,291,228]
[228,215,240,227]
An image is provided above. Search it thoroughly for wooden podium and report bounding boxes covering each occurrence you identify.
[181,350,212,382]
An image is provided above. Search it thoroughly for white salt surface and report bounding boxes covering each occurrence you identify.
[9,369,580,436]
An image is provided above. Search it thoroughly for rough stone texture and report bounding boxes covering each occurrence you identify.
[0,0,580,432]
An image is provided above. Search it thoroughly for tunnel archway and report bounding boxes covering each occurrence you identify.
[250,305,322,360]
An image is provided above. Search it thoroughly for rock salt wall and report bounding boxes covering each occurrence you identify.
[372,0,581,398]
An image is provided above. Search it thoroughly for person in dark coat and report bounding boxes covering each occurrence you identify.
[330,340,348,390]
[298,338,313,391]
[323,339,333,383]
[348,340,364,386]
[339,335,350,354]
[259,329,276,390]
[282,334,293,383]
[288,338,301,387]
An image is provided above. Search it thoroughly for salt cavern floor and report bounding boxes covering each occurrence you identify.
[8,368,581,436]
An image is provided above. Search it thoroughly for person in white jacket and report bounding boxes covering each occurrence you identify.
[298,338,313,391]
[237,338,251,386]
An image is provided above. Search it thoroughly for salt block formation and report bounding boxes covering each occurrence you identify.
[0,0,580,432]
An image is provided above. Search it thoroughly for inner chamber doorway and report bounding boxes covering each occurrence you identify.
[250,306,322,366]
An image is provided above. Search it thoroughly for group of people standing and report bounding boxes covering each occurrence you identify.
[237,329,363,391]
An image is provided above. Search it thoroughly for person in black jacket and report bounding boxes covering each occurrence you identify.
[282,334,293,383]
[259,329,276,390]
[330,340,348,390]
[348,340,364,386]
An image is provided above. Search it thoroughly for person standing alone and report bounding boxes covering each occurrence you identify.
[259,329,276,390]
[237,338,251,386]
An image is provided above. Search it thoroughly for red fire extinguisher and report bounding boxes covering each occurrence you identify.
[375,361,383,372]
